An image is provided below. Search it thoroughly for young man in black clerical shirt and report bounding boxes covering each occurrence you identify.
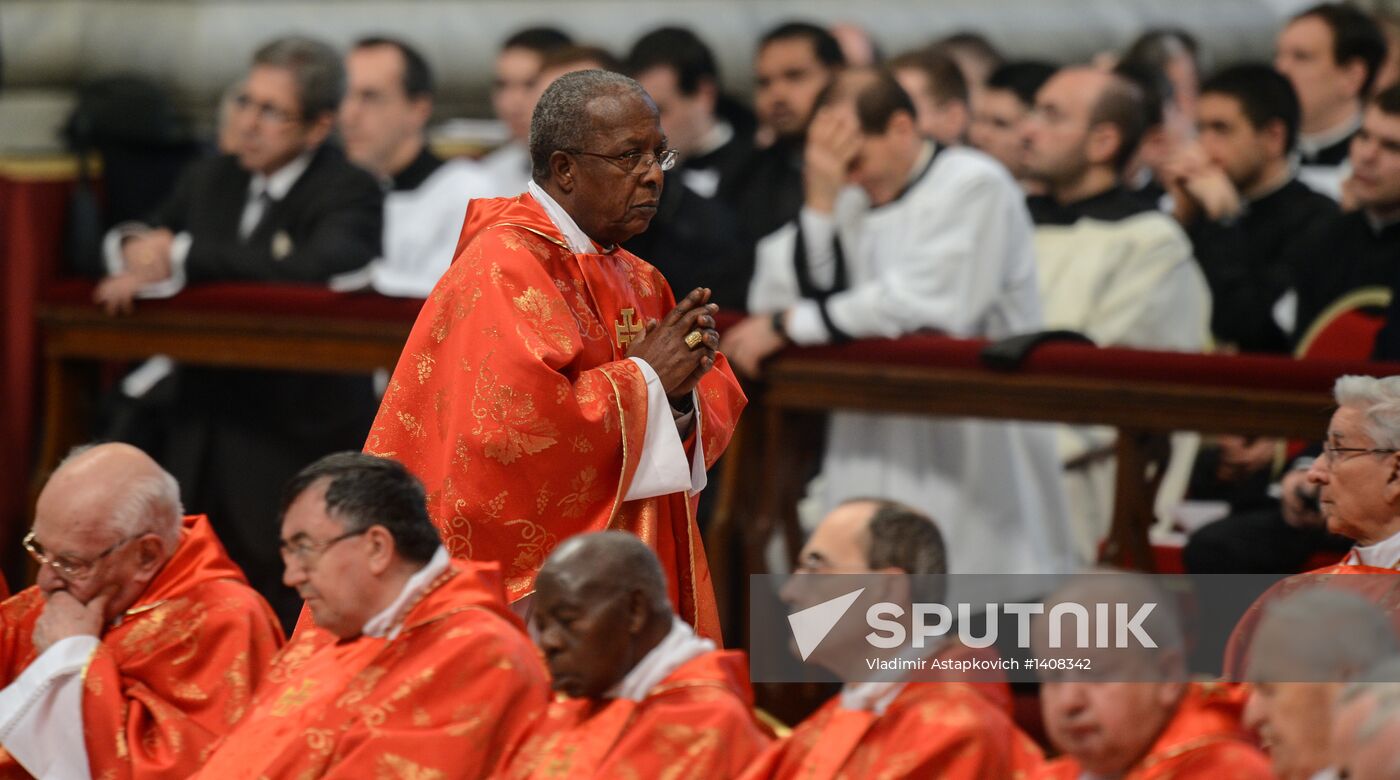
[1165,64,1337,355]
[725,22,845,247]
[1289,84,1400,346]
[338,36,492,297]
[624,26,752,310]
[1276,3,1388,199]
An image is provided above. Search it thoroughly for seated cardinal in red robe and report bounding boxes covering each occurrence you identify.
[742,499,1042,780]
[0,443,284,780]
[195,453,549,779]
[1241,588,1400,780]
[502,531,772,778]
[364,69,745,640]
[1033,569,1271,780]
[1225,376,1400,678]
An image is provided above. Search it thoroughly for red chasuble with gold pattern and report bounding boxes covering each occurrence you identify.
[1033,683,1272,780]
[739,681,1044,780]
[0,515,284,780]
[1222,560,1400,678]
[365,193,745,640]
[502,649,771,779]
[194,559,548,780]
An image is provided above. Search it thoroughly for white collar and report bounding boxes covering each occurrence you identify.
[361,545,451,639]
[693,120,734,160]
[527,179,603,253]
[837,639,945,715]
[604,616,715,701]
[1298,112,1363,157]
[250,150,314,201]
[1349,528,1400,569]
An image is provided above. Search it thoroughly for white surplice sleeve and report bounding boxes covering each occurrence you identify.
[0,635,98,780]
[819,163,1026,340]
[621,357,706,501]
[747,204,847,315]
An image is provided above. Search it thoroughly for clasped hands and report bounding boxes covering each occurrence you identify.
[94,227,176,316]
[625,287,721,406]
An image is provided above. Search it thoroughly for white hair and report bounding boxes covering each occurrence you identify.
[1254,588,1400,679]
[1334,375,1400,449]
[58,444,184,549]
[1337,657,1400,774]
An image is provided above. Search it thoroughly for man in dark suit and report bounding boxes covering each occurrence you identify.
[94,36,383,630]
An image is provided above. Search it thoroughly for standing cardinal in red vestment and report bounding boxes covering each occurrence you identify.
[365,69,745,640]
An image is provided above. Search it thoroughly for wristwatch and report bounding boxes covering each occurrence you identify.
[771,310,792,345]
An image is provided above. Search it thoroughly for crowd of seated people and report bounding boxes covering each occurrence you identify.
[9,3,1400,776]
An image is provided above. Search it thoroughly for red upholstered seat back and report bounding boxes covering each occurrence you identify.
[1284,287,1392,462]
[1295,286,1391,362]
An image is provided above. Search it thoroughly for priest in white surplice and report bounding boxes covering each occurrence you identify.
[1022,67,1211,559]
[724,69,1078,577]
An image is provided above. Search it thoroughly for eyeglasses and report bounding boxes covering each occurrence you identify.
[23,531,140,579]
[279,527,369,566]
[232,94,300,126]
[1321,443,1399,463]
[564,147,678,175]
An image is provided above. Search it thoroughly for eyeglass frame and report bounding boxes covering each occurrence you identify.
[562,147,678,175]
[23,530,143,579]
[278,526,371,567]
[1320,443,1400,463]
[231,93,302,126]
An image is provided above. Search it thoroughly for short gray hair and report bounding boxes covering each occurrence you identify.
[1337,657,1400,773]
[252,36,344,121]
[1252,588,1400,681]
[58,444,184,549]
[1334,375,1400,449]
[528,69,650,180]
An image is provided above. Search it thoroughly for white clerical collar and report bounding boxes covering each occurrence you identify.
[604,616,715,702]
[838,639,945,716]
[527,179,604,253]
[693,119,734,160]
[249,150,314,202]
[1298,112,1362,158]
[361,545,451,639]
[1348,528,1400,569]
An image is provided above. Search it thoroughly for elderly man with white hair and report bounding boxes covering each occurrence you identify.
[0,443,284,780]
[1243,588,1400,780]
[1331,657,1400,780]
[1304,374,1400,571]
[1225,375,1400,676]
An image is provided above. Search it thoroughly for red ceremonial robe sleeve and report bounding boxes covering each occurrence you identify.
[0,581,283,780]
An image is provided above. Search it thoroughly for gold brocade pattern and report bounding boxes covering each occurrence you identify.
[271,679,320,716]
[471,356,560,465]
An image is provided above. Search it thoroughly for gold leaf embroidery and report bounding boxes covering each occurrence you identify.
[414,352,436,384]
[557,467,601,519]
[505,518,559,575]
[270,679,319,717]
[397,411,426,438]
[376,752,445,780]
[470,357,559,464]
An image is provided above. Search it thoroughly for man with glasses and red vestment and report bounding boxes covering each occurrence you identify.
[366,69,746,640]
[1224,374,1400,677]
[196,453,548,779]
[0,443,283,780]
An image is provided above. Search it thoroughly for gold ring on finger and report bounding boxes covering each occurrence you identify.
[684,330,704,350]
